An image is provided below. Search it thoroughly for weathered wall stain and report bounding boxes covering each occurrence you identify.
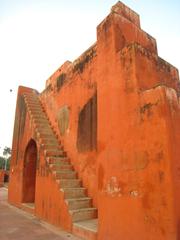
[105,176,122,197]
[140,101,159,115]
[73,47,96,73]
[56,73,66,91]
[14,95,27,164]
[57,106,69,135]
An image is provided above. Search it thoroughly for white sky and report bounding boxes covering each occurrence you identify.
[0,0,179,155]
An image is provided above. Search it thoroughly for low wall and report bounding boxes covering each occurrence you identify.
[0,170,9,187]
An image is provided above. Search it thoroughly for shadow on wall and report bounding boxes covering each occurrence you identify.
[77,92,97,152]
[22,139,37,203]
[4,173,9,182]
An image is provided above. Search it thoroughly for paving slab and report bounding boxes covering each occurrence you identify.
[0,187,82,240]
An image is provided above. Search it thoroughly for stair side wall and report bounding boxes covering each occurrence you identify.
[8,86,36,205]
[8,86,72,231]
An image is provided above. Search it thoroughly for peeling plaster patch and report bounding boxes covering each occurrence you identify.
[105,177,122,197]
[165,87,178,103]
[144,215,156,224]
[165,87,180,112]
[140,101,158,115]
[130,190,139,197]
[155,150,164,163]
[135,151,149,170]
[66,128,70,134]
[159,171,165,183]
[57,106,69,136]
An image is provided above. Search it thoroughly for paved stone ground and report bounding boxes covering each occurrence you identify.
[0,187,81,240]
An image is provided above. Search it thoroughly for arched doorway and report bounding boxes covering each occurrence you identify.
[22,139,37,203]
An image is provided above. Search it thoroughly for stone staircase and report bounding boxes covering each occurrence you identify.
[23,91,98,240]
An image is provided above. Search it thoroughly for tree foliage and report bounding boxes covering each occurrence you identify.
[0,146,11,171]
[3,147,11,157]
[0,156,5,169]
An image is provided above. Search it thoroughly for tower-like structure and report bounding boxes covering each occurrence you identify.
[9,2,180,240]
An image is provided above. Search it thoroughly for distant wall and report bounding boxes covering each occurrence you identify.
[0,170,9,187]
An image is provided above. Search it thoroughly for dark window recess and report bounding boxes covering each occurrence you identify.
[77,92,97,152]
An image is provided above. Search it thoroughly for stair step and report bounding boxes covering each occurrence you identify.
[38,131,56,137]
[24,96,40,102]
[55,171,77,179]
[45,149,65,157]
[36,125,53,131]
[67,198,92,210]
[33,119,49,124]
[24,93,38,97]
[28,107,43,112]
[45,146,63,152]
[25,94,39,98]
[25,99,40,105]
[59,179,82,188]
[29,110,45,116]
[73,219,98,240]
[70,208,97,222]
[47,157,70,164]
[41,143,62,150]
[34,124,51,130]
[27,99,39,104]
[26,104,42,108]
[32,116,48,120]
[41,139,60,146]
[37,132,55,139]
[50,164,73,171]
[33,119,50,124]
[27,106,43,111]
[62,188,86,199]
[40,137,59,143]
[36,130,55,136]
[33,118,50,124]
[32,114,48,120]
[37,126,54,131]
[24,94,39,99]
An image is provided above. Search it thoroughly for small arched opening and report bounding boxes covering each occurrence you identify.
[22,139,37,203]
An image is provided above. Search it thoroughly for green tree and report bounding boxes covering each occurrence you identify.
[6,158,11,171]
[0,156,5,169]
[0,147,11,171]
[3,147,11,157]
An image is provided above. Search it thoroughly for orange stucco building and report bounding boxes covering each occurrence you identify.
[8,2,180,240]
